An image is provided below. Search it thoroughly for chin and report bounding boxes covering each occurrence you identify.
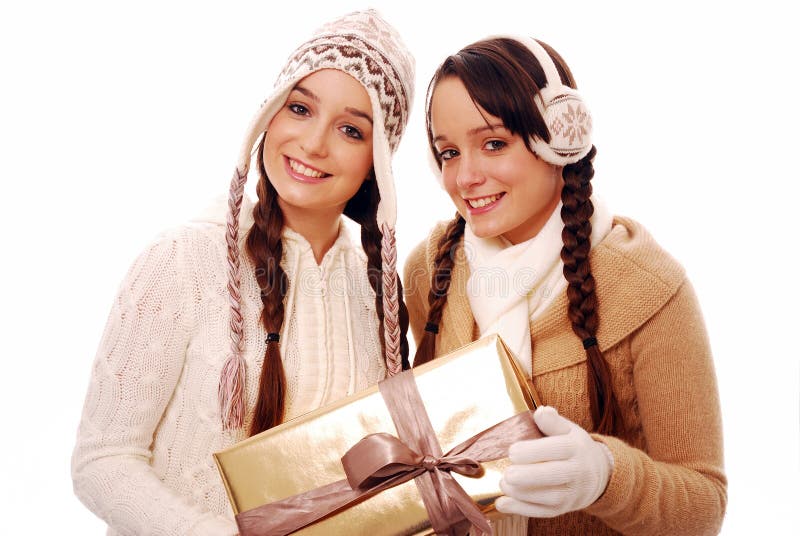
[467,221,502,240]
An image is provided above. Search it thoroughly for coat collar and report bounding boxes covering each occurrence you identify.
[432,216,686,375]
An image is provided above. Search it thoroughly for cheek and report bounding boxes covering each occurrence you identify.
[338,140,373,177]
[491,159,524,185]
[262,122,286,159]
[262,138,287,179]
[262,138,278,174]
[535,170,562,201]
[354,150,373,178]
[441,167,459,197]
[264,112,291,143]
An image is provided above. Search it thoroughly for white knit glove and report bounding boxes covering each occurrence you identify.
[495,406,614,518]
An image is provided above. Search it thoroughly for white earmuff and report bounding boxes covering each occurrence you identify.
[515,36,593,166]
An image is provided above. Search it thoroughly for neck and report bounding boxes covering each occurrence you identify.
[279,202,343,264]
[502,182,564,245]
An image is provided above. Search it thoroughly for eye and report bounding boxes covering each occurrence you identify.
[287,103,310,116]
[484,140,506,151]
[340,125,364,140]
[439,148,459,161]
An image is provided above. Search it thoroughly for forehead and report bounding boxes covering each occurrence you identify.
[293,69,371,112]
[430,77,501,139]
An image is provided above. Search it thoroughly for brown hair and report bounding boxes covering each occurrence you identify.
[246,137,410,436]
[417,38,621,434]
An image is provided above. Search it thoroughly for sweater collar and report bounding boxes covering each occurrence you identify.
[281,220,353,267]
[193,194,353,259]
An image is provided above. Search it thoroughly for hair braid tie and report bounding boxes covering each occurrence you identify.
[582,336,598,349]
[219,166,249,431]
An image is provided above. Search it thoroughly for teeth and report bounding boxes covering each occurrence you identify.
[289,158,325,178]
[467,194,501,208]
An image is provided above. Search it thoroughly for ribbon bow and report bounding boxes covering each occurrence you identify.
[343,432,485,486]
[235,370,542,536]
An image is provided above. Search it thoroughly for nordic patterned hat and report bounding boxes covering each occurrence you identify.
[220,9,415,430]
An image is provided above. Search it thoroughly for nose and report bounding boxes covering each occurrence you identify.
[299,123,329,158]
[455,153,485,190]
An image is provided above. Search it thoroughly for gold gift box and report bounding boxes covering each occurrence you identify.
[213,334,539,535]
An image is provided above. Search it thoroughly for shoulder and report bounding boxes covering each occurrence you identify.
[160,221,229,261]
[591,216,689,349]
[403,221,452,302]
[594,216,685,289]
[404,220,454,281]
[123,220,233,294]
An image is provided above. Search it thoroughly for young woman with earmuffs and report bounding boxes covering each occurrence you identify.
[71,10,414,535]
[404,36,726,535]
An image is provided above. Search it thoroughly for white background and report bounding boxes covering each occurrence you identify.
[1,0,797,533]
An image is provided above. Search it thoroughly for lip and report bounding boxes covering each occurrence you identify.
[464,192,505,215]
[283,156,331,183]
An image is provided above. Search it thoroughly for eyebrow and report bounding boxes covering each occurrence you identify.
[292,85,319,102]
[345,107,373,124]
[432,123,505,144]
[292,85,373,124]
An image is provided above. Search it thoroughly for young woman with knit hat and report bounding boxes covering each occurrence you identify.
[404,36,726,535]
[71,10,414,535]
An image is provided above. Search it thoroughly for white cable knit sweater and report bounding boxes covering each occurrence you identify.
[71,198,385,535]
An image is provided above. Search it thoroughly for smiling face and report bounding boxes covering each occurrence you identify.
[263,69,374,221]
[430,76,563,244]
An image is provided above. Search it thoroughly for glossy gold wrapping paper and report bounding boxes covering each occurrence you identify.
[214,334,539,535]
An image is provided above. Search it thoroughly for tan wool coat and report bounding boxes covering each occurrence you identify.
[403,216,727,535]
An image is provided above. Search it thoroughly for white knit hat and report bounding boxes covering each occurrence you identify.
[220,9,415,430]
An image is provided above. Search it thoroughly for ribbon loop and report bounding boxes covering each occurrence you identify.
[436,455,484,478]
[342,432,423,489]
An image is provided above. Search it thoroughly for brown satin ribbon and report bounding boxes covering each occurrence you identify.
[235,369,542,536]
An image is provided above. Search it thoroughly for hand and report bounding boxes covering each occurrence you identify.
[495,406,614,518]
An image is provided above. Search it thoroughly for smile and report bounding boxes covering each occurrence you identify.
[285,156,331,181]
[465,193,504,211]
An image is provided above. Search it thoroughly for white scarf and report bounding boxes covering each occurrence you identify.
[465,196,612,376]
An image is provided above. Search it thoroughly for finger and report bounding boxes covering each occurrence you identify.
[533,406,573,436]
[495,496,563,518]
[502,459,575,489]
[499,479,572,508]
[508,435,575,464]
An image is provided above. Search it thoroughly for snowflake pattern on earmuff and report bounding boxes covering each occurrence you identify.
[545,94,592,159]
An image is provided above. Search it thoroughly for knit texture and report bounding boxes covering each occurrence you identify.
[404,216,727,535]
[72,206,384,535]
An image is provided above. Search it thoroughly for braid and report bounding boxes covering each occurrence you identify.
[413,214,466,367]
[361,220,411,371]
[560,145,621,434]
[219,167,248,430]
[246,138,289,436]
[347,178,410,370]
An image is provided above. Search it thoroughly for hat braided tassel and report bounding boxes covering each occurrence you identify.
[380,223,402,375]
[219,167,249,430]
[219,351,246,430]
